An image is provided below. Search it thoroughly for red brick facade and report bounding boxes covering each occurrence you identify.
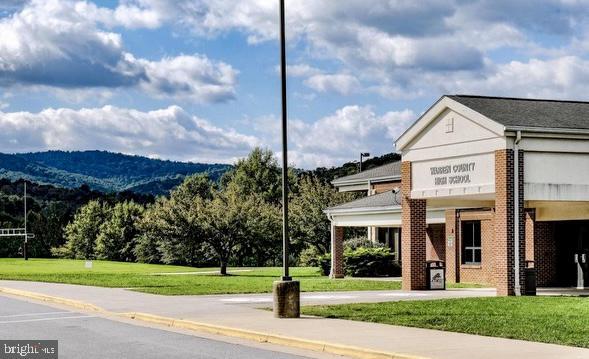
[329,150,564,296]
[426,224,445,261]
[330,226,345,278]
[401,161,428,290]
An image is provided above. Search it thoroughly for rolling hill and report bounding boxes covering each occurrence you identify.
[0,151,231,195]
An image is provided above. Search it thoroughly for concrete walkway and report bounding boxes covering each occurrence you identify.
[1,280,588,359]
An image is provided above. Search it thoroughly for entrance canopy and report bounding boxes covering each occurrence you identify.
[324,190,446,227]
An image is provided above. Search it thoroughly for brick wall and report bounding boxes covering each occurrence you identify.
[401,161,428,290]
[330,226,344,278]
[426,224,446,261]
[459,211,495,285]
[494,149,525,296]
[371,181,401,194]
[534,221,558,286]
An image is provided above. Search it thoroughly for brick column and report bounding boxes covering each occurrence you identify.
[494,149,525,296]
[401,161,427,290]
[445,209,459,283]
[330,225,344,279]
[525,209,536,263]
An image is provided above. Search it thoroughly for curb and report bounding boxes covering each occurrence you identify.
[0,287,428,359]
[0,287,105,313]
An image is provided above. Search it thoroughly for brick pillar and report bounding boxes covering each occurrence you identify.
[330,225,344,279]
[445,209,459,283]
[525,209,536,263]
[494,149,525,296]
[401,161,427,290]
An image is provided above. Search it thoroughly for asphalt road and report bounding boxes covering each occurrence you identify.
[0,296,318,359]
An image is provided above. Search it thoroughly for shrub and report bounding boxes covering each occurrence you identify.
[299,246,322,267]
[344,236,384,250]
[318,253,331,276]
[344,247,400,277]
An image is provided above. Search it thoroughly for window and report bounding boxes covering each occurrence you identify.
[445,117,454,133]
[461,221,481,265]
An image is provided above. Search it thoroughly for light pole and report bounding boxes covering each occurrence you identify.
[359,152,370,172]
[273,0,300,318]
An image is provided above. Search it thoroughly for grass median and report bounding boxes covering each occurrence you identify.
[0,258,404,295]
[303,296,589,348]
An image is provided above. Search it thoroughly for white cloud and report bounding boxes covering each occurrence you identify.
[289,106,415,168]
[136,54,237,103]
[253,106,416,168]
[136,0,589,101]
[0,0,237,103]
[0,105,258,163]
[304,74,360,95]
[434,56,589,100]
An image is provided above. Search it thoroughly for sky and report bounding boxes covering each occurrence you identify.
[1,0,589,168]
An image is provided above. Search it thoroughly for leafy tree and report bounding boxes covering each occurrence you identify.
[222,147,297,204]
[95,201,144,262]
[28,202,70,257]
[202,187,280,274]
[290,176,358,254]
[61,200,109,259]
[136,175,213,266]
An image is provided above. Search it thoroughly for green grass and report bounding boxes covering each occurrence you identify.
[302,296,589,348]
[0,258,403,295]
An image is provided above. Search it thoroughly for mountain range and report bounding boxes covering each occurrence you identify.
[0,151,231,195]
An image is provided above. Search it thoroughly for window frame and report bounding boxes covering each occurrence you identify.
[461,220,482,265]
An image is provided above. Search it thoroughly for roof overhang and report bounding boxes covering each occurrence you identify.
[331,175,401,187]
[325,206,447,227]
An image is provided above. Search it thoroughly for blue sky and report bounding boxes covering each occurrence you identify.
[1,0,589,168]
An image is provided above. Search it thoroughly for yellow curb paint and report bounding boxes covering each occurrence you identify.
[0,287,428,359]
[0,287,105,313]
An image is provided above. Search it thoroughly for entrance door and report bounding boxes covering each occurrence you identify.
[555,221,589,287]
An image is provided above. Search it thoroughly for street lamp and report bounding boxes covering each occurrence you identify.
[273,0,300,319]
[359,152,370,172]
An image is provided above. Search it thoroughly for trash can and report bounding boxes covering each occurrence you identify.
[524,260,536,296]
[426,260,445,290]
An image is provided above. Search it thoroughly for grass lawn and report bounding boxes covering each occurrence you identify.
[0,258,404,295]
[303,296,589,348]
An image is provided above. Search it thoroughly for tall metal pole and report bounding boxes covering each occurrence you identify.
[279,0,290,281]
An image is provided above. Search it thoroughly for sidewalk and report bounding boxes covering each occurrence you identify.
[1,280,588,359]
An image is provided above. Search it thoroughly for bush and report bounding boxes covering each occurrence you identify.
[344,247,400,277]
[344,236,384,250]
[318,253,331,276]
[299,246,323,267]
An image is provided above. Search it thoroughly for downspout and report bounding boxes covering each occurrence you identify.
[514,130,522,296]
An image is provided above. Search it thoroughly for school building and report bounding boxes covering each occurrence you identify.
[325,95,589,296]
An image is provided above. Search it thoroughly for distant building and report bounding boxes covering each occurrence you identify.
[325,95,589,296]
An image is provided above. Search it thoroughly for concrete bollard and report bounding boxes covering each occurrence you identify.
[273,280,300,318]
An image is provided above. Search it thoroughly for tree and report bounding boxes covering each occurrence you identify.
[61,200,109,259]
[135,175,212,266]
[222,147,297,204]
[202,187,280,274]
[290,176,358,254]
[95,201,144,262]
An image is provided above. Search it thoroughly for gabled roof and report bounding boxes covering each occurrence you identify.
[331,161,401,186]
[325,190,401,213]
[448,95,589,130]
